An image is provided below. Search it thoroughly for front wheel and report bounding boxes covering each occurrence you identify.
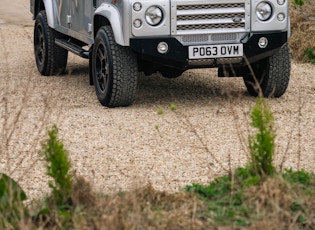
[243,43,291,97]
[92,26,138,107]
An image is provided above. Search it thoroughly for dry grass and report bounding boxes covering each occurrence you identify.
[26,179,212,230]
[289,0,315,62]
[246,176,315,229]
[18,171,315,230]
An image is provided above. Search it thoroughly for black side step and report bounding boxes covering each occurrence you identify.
[55,38,89,59]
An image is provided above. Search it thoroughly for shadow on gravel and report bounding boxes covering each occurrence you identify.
[136,71,248,106]
[66,65,90,77]
[45,63,249,108]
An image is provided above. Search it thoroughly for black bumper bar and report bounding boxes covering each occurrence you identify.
[130,31,288,70]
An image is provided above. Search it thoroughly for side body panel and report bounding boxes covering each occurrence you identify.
[31,0,131,46]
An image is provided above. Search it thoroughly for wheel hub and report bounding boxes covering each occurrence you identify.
[96,44,109,93]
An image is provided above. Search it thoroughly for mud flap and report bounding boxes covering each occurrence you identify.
[89,47,93,85]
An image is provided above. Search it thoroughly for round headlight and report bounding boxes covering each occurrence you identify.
[145,6,163,26]
[256,2,273,21]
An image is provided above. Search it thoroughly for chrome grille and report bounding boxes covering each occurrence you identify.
[178,13,244,21]
[177,3,245,10]
[178,23,244,31]
[175,2,246,35]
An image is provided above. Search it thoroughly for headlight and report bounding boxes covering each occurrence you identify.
[256,2,273,21]
[145,6,163,26]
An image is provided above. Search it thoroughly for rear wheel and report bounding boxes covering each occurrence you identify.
[34,10,68,76]
[243,43,291,97]
[92,26,138,107]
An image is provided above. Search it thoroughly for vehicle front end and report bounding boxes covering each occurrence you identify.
[128,0,290,71]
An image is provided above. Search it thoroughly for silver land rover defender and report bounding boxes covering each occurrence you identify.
[30,0,291,107]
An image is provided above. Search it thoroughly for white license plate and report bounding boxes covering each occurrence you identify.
[188,44,243,59]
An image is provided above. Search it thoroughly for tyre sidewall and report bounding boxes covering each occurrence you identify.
[92,28,113,106]
[34,12,49,75]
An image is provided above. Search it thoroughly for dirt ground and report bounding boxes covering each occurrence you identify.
[0,0,33,26]
[0,2,315,201]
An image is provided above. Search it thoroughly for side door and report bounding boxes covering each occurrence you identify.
[70,0,93,37]
[57,0,71,28]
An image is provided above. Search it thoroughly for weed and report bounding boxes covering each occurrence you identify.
[185,171,254,227]
[39,125,72,209]
[248,98,275,177]
[157,109,164,115]
[0,174,27,229]
[234,167,261,187]
[283,168,312,185]
[169,104,177,111]
[293,0,305,7]
[305,46,315,64]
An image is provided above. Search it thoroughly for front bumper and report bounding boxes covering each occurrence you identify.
[130,31,288,70]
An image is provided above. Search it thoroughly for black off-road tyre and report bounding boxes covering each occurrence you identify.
[243,43,291,97]
[34,10,68,76]
[92,26,138,107]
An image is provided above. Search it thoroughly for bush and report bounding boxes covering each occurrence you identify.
[40,125,72,209]
[248,98,276,177]
[0,173,27,229]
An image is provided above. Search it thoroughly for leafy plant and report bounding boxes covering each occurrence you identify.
[185,171,254,227]
[248,98,276,177]
[0,173,27,229]
[169,104,177,111]
[305,46,315,64]
[283,168,312,185]
[157,109,164,115]
[293,0,305,7]
[40,125,72,209]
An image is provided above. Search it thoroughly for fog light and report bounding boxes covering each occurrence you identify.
[277,13,285,21]
[133,19,142,28]
[258,37,268,48]
[157,42,168,54]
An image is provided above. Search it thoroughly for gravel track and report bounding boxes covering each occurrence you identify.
[0,4,314,200]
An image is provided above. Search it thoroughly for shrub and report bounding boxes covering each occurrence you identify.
[248,98,276,177]
[40,125,72,209]
[293,0,305,7]
[0,173,27,229]
[305,46,315,64]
